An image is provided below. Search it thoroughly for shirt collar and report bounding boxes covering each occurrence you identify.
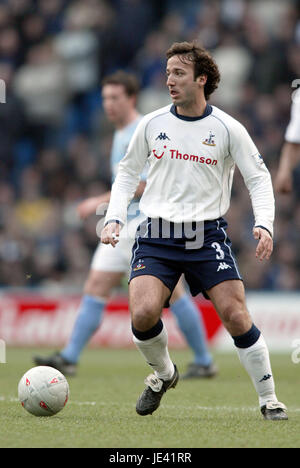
[170,103,212,121]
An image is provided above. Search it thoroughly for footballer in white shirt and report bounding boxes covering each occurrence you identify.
[275,88,300,193]
[101,41,287,421]
[34,70,216,380]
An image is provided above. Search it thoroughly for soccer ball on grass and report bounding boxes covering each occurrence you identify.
[18,366,69,417]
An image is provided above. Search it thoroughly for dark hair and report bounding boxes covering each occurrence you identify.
[101,71,140,97]
[166,41,220,100]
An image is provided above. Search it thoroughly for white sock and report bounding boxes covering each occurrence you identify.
[133,324,175,381]
[236,334,278,407]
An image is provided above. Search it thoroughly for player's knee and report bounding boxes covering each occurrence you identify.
[131,304,159,332]
[220,299,248,328]
[224,309,247,329]
[84,274,109,299]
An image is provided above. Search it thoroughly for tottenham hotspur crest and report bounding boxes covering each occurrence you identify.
[203,131,216,147]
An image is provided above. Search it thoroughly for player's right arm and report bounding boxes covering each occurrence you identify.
[101,117,150,245]
[101,221,121,247]
[100,179,146,247]
[77,179,146,220]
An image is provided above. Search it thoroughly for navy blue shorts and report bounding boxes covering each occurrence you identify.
[129,217,242,300]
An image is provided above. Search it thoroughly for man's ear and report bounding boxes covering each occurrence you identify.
[196,74,207,86]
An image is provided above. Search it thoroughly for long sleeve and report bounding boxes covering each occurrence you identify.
[285,89,300,144]
[229,120,275,236]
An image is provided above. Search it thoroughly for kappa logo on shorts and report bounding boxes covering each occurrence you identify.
[217,262,232,272]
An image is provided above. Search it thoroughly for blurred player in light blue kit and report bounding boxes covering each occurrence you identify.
[34,71,216,379]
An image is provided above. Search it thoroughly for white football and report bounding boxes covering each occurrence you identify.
[18,366,69,417]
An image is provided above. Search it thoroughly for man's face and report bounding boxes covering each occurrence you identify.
[102,84,134,125]
[166,54,204,108]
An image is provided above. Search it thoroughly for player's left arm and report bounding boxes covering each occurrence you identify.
[229,120,275,260]
[253,226,273,261]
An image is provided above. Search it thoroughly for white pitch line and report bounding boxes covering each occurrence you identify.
[0,396,19,402]
[0,396,97,406]
[70,401,96,406]
[1,396,299,412]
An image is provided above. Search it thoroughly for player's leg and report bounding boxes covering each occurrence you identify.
[169,277,217,378]
[59,268,123,364]
[130,275,179,415]
[206,279,287,420]
[33,268,123,374]
[34,241,126,374]
[62,217,143,366]
[130,275,174,379]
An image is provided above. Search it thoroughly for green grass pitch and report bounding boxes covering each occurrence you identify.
[1,347,299,448]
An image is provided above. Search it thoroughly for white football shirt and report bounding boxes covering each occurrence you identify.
[105,103,275,236]
[285,89,300,144]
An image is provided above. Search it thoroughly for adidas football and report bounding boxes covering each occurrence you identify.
[18,366,69,417]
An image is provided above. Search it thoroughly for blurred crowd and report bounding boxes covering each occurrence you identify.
[0,0,299,292]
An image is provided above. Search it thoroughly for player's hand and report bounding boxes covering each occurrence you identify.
[101,222,120,247]
[274,171,293,194]
[253,227,273,261]
[77,196,108,220]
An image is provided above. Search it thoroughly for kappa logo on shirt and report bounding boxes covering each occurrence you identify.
[155,132,170,141]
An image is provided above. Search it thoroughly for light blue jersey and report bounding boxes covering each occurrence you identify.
[110,116,143,182]
[110,115,145,221]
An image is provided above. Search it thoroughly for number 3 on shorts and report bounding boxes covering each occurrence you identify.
[211,242,225,260]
